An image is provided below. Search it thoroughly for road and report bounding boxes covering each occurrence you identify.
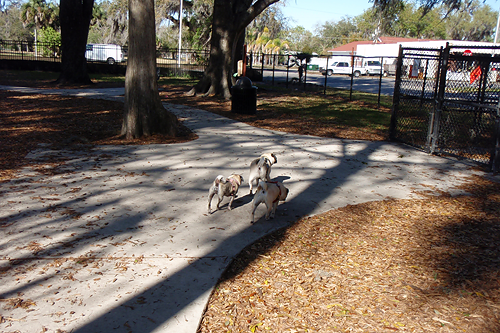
[261,68,396,96]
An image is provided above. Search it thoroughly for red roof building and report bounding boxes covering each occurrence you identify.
[328,37,429,54]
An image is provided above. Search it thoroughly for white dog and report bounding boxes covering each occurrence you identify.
[248,153,277,194]
[250,180,289,223]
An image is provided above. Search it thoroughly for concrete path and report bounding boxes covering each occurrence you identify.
[0,86,485,332]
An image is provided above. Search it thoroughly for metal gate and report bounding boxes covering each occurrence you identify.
[389,43,500,172]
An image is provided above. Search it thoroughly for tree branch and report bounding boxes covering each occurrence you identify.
[237,0,281,32]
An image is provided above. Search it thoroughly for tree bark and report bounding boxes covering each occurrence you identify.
[56,0,94,85]
[122,0,178,139]
[188,0,281,99]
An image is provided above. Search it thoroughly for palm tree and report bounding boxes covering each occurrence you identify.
[20,0,58,57]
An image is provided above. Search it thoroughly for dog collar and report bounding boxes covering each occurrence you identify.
[228,178,238,194]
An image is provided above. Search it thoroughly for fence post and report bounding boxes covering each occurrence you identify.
[427,46,443,150]
[430,42,450,154]
[349,53,354,101]
[377,56,383,108]
[261,53,265,79]
[323,55,329,95]
[389,45,404,141]
[492,102,500,172]
[286,55,290,89]
[272,53,275,86]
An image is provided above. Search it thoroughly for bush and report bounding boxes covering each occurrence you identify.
[39,27,61,57]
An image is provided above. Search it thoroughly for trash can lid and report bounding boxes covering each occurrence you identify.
[234,76,253,88]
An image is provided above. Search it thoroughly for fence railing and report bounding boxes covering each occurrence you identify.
[389,43,500,171]
[1,40,396,99]
[245,52,398,106]
[0,39,61,61]
[0,40,210,75]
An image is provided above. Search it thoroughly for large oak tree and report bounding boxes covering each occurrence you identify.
[56,0,94,85]
[122,0,178,139]
[188,0,280,99]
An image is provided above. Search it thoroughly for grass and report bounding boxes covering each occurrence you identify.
[258,92,391,132]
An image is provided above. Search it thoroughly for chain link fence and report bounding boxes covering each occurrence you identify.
[390,44,500,171]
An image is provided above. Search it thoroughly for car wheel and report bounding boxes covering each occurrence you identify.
[327,69,333,76]
[107,57,115,65]
[353,70,361,77]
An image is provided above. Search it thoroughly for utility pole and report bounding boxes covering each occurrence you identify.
[177,0,183,67]
[495,5,500,43]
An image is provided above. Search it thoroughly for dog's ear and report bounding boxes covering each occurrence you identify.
[272,153,277,163]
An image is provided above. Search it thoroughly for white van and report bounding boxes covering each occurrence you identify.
[85,44,124,65]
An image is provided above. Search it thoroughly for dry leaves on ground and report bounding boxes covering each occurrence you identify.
[199,176,500,333]
[0,89,195,181]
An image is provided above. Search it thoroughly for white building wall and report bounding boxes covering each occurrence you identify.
[356,40,497,63]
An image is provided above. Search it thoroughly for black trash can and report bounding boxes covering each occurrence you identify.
[231,77,257,114]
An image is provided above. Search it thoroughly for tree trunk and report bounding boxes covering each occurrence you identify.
[56,0,94,85]
[188,0,280,99]
[122,0,178,140]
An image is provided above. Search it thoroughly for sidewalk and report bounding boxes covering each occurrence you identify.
[0,86,484,332]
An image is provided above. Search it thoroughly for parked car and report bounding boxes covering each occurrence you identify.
[320,61,367,77]
[85,44,124,65]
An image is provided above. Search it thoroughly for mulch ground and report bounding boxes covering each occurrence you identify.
[0,75,499,332]
[199,177,500,332]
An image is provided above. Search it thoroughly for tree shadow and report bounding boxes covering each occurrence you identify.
[0,95,484,333]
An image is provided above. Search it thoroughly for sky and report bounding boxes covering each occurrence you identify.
[280,0,500,32]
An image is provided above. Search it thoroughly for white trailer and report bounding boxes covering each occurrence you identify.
[85,44,124,65]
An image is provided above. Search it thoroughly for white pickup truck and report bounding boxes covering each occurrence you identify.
[320,60,383,77]
[320,61,367,77]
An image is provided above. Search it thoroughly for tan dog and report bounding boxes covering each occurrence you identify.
[208,174,244,214]
[250,180,289,223]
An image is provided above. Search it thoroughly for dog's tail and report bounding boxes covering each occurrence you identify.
[257,157,267,168]
[257,157,270,175]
